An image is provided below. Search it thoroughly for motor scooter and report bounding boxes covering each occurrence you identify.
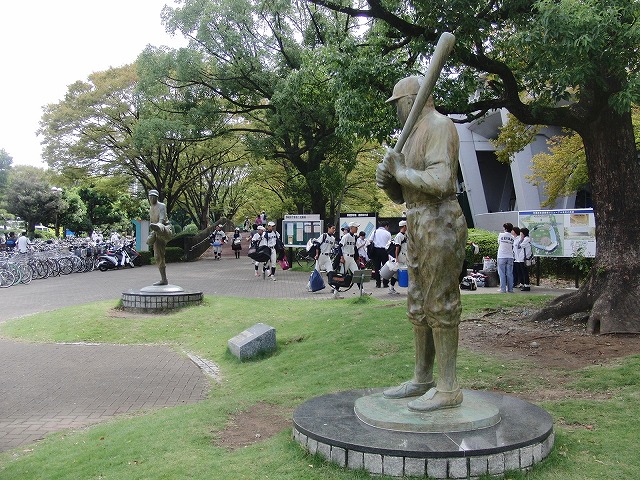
[97,243,134,271]
[123,241,143,266]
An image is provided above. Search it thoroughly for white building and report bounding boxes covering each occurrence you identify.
[455,110,591,231]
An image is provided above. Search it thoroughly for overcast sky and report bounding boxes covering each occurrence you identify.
[0,0,187,168]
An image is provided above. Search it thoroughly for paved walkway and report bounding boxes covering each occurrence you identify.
[0,245,569,452]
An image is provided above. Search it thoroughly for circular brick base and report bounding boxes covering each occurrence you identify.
[292,388,554,479]
[121,288,203,313]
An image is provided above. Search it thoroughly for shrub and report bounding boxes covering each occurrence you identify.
[182,224,199,234]
[137,251,153,266]
[466,228,498,265]
[165,246,185,263]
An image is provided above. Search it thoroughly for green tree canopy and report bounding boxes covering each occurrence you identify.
[159,0,404,219]
[38,61,229,215]
[309,0,640,333]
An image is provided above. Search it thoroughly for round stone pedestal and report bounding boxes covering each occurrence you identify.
[121,285,203,313]
[292,388,554,479]
[355,390,501,433]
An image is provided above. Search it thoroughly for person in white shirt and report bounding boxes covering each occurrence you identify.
[306,224,337,292]
[369,222,392,288]
[251,225,267,277]
[497,222,515,293]
[110,231,121,246]
[515,228,532,291]
[263,221,281,281]
[388,220,408,295]
[313,224,336,273]
[340,222,360,275]
[16,232,31,254]
[355,231,369,264]
[210,224,227,260]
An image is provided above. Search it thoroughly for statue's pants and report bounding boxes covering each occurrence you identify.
[405,200,467,329]
[147,224,173,269]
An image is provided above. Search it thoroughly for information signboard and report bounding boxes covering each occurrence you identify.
[518,208,596,258]
[338,213,377,238]
[282,214,323,247]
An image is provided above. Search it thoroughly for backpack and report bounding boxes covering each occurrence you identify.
[525,248,536,267]
[460,276,477,290]
[306,233,327,259]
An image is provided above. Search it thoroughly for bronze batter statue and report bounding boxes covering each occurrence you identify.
[146,189,173,286]
[376,76,467,412]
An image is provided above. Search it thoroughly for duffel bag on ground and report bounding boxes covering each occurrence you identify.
[327,271,353,289]
[309,269,325,292]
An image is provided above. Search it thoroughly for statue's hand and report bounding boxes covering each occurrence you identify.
[383,149,405,175]
[377,150,405,188]
[376,162,393,188]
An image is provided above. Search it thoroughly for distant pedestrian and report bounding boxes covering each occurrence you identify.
[5,232,16,251]
[307,224,336,292]
[263,221,280,281]
[517,228,532,291]
[511,226,521,287]
[340,222,360,275]
[388,220,408,295]
[16,232,32,254]
[231,228,242,259]
[369,221,392,288]
[356,231,369,265]
[497,222,515,293]
[210,224,227,260]
[251,226,267,277]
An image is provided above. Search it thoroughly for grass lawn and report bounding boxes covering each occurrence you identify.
[0,294,639,479]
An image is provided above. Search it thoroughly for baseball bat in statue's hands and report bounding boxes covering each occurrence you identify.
[393,32,456,154]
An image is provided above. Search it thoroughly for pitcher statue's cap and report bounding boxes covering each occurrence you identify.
[399,220,407,227]
[386,76,422,103]
[267,221,276,226]
[148,189,159,197]
[348,221,360,228]
[257,225,265,230]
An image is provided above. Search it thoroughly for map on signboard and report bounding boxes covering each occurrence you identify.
[518,209,596,258]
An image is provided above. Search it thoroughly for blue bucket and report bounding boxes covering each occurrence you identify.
[398,268,409,287]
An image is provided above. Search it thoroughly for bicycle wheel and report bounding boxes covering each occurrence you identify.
[295,248,315,268]
[58,256,74,275]
[47,258,60,277]
[0,269,15,288]
[18,263,32,284]
[30,258,48,279]
[295,248,307,267]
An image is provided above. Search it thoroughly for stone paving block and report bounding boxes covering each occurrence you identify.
[427,458,448,479]
[504,449,520,471]
[404,457,426,477]
[488,452,505,475]
[307,438,318,455]
[317,441,331,460]
[469,455,489,477]
[330,446,346,467]
[382,455,404,477]
[520,445,534,468]
[449,457,468,479]
[348,450,364,470]
[363,452,383,474]
[542,432,555,458]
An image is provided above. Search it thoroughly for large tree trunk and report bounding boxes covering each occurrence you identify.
[307,178,328,220]
[531,107,640,333]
